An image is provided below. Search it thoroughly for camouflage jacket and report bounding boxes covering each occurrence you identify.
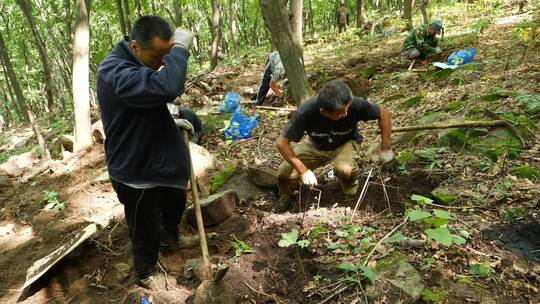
[401,24,438,53]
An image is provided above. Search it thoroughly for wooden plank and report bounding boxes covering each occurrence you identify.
[20,223,97,291]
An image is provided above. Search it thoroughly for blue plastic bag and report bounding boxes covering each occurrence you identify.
[219,92,241,113]
[223,110,259,140]
[446,48,476,66]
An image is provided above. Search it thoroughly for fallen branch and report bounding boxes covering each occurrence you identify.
[391,120,507,133]
[255,105,296,112]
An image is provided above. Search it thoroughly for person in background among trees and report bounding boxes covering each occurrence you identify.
[275,80,394,212]
[336,0,349,33]
[402,20,443,60]
[255,50,286,106]
[96,16,194,288]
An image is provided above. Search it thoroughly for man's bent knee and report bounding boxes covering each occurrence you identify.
[334,162,356,180]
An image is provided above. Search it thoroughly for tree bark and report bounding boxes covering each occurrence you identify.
[229,0,239,57]
[115,0,127,36]
[0,31,30,122]
[307,0,315,36]
[173,0,183,27]
[28,111,51,159]
[259,0,311,106]
[357,0,367,28]
[135,0,142,19]
[403,0,415,30]
[17,0,56,113]
[289,0,303,57]
[123,0,132,34]
[209,0,221,70]
[72,0,92,151]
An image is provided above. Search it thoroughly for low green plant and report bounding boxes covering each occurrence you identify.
[422,288,449,303]
[471,17,493,37]
[500,207,529,221]
[210,162,237,193]
[279,228,310,249]
[43,191,65,215]
[469,262,492,277]
[337,261,375,284]
[230,235,255,256]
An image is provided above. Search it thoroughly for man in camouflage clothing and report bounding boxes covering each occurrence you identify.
[402,20,443,59]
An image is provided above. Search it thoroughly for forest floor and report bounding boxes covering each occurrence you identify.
[0,5,539,304]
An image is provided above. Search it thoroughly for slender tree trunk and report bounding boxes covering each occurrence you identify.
[135,0,142,19]
[64,0,73,48]
[115,0,127,36]
[123,0,132,34]
[209,0,221,70]
[229,0,239,57]
[1,86,16,124]
[403,0,415,30]
[173,1,183,27]
[73,0,92,151]
[252,17,259,45]
[17,0,55,113]
[357,0,366,28]
[259,0,311,106]
[289,0,303,59]
[28,111,51,159]
[420,0,429,24]
[0,32,30,122]
[307,0,315,36]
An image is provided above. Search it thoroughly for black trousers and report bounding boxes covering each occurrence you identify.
[256,60,272,106]
[111,180,186,278]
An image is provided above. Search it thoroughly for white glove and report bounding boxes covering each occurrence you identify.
[379,149,395,164]
[174,118,194,135]
[434,47,442,55]
[301,170,318,187]
[172,28,195,49]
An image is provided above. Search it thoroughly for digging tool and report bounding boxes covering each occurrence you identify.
[183,131,230,303]
[182,130,213,280]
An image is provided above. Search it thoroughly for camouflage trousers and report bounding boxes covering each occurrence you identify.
[277,140,361,197]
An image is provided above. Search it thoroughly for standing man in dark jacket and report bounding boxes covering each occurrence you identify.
[337,1,349,33]
[96,16,194,287]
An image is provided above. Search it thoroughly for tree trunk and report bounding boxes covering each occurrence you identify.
[251,17,259,45]
[72,0,92,152]
[259,0,311,106]
[229,0,239,57]
[419,0,429,24]
[17,0,55,113]
[64,0,73,48]
[115,0,127,36]
[135,0,142,19]
[123,0,132,34]
[307,0,315,35]
[28,111,51,159]
[0,31,30,122]
[209,0,221,70]
[289,0,303,59]
[173,1,183,27]
[403,0,415,30]
[357,0,366,28]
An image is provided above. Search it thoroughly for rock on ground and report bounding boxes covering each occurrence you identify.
[186,190,238,227]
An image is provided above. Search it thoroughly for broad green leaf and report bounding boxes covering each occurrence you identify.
[385,230,406,243]
[423,217,449,228]
[325,242,338,250]
[361,266,375,284]
[338,262,357,273]
[469,262,491,277]
[425,227,453,246]
[297,239,310,249]
[452,234,467,245]
[433,209,452,219]
[278,229,298,247]
[342,276,361,285]
[409,210,432,221]
[421,257,436,270]
[411,194,433,206]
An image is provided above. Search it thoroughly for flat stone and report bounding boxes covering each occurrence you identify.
[186,190,238,227]
[367,252,425,303]
[247,165,277,188]
[0,161,23,177]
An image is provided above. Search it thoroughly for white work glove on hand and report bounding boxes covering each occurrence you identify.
[174,119,194,135]
[379,149,395,164]
[301,170,318,187]
[172,28,195,49]
[434,47,442,55]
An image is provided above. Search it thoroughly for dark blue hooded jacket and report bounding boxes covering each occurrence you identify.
[96,39,190,188]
